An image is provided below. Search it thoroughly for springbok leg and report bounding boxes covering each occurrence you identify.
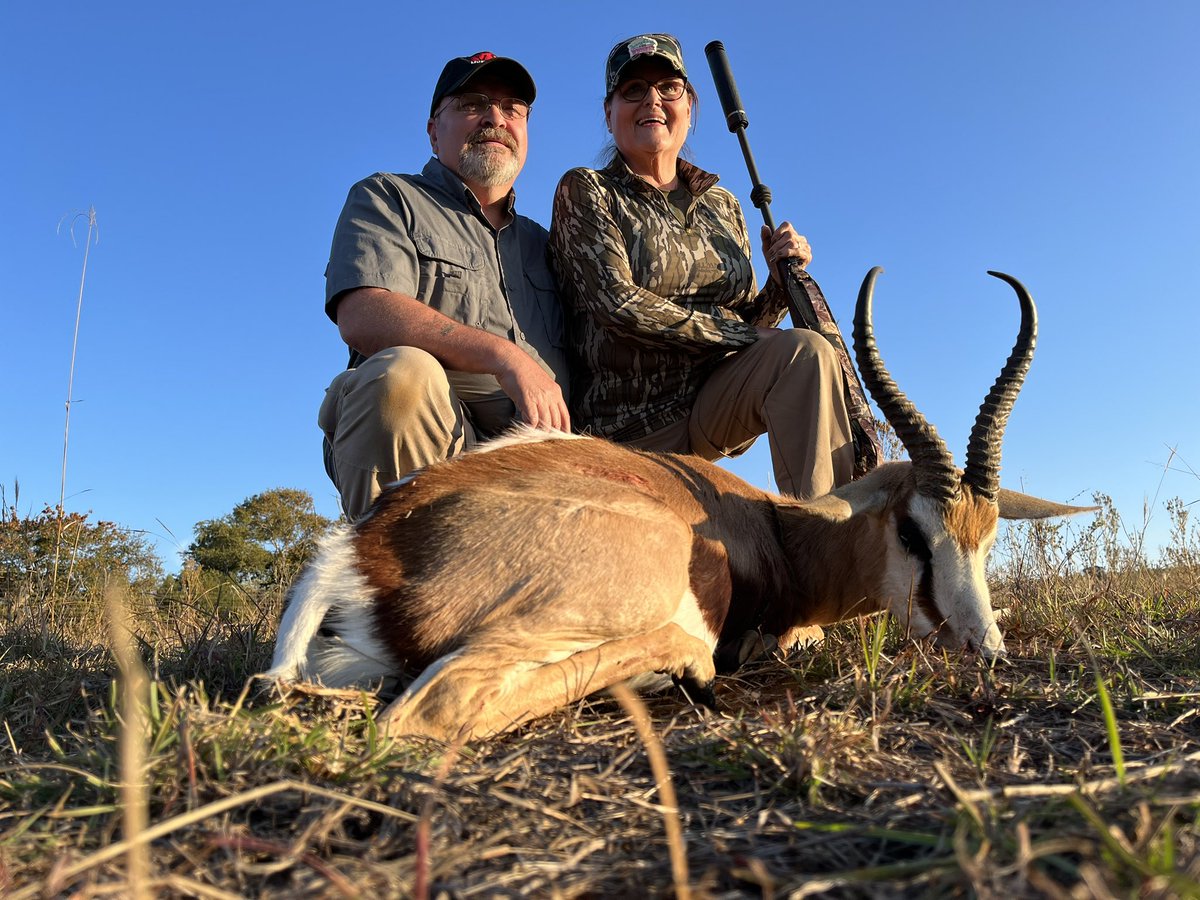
[377,622,716,742]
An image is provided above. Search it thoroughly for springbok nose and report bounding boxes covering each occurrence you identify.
[975,639,1009,663]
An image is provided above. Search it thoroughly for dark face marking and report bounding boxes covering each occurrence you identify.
[896,515,942,635]
[897,516,932,564]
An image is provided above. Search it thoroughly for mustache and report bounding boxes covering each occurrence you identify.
[468,127,518,152]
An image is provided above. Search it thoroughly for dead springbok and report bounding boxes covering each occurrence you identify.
[267,268,1095,742]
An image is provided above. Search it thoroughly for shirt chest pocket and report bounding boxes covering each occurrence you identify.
[523,267,565,348]
[412,230,486,325]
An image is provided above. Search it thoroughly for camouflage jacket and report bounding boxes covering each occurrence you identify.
[550,157,788,441]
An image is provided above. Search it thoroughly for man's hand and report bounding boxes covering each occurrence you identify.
[496,348,571,432]
[337,288,570,431]
[760,222,812,284]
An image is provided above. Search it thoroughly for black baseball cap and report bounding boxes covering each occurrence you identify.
[430,52,537,117]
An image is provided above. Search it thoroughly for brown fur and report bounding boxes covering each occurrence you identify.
[945,488,1000,552]
[775,504,889,628]
[344,438,917,701]
[353,439,797,667]
[280,435,1090,742]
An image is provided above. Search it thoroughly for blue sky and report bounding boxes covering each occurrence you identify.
[4,2,1198,569]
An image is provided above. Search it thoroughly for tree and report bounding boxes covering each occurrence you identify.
[187,488,332,590]
[0,501,164,606]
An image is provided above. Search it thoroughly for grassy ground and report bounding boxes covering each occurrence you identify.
[2,515,1198,898]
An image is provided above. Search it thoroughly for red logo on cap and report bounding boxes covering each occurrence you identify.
[469,52,496,64]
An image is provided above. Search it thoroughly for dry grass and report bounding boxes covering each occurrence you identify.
[2,514,1199,897]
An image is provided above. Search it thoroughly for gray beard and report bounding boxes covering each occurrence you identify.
[458,144,520,187]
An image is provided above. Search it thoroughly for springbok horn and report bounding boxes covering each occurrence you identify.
[853,267,960,504]
[960,271,1038,501]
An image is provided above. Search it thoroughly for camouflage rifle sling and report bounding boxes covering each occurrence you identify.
[780,260,881,478]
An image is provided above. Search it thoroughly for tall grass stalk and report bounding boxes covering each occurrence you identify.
[1093,670,1127,786]
[611,682,691,900]
[1079,631,1128,786]
[51,206,98,594]
[857,612,888,688]
[105,580,151,899]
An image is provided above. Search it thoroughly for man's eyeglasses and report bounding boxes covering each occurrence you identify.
[615,77,687,104]
[442,93,530,120]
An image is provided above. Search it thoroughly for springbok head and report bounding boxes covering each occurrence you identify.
[851,267,1092,657]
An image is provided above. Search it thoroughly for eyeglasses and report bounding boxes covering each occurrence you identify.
[615,77,687,103]
[441,92,530,120]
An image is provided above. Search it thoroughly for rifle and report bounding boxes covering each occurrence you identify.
[705,41,881,478]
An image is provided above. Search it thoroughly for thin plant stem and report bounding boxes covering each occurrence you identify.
[51,206,98,594]
[106,581,152,899]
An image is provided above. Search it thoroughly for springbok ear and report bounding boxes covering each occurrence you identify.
[996,488,1099,521]
[810,462,913,521]
[794,492,855,523]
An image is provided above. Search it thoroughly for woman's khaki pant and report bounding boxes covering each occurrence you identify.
[626,329,855,500]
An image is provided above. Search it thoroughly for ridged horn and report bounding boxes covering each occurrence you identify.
[852,267,960,504]
[960,271,1038,501]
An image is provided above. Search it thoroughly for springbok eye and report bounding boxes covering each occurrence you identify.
[897,517,932,563]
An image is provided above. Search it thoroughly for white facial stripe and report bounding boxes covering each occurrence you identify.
[892,494,1006,656]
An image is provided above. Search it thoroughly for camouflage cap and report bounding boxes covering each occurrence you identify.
[604,34,687,96]
[430,51,537,117]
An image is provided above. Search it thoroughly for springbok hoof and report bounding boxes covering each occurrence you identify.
[673,674,718,711]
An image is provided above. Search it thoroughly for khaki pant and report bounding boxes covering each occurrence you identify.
[319,347,515,521]
[321,331,853,519]
[627,329,855,499]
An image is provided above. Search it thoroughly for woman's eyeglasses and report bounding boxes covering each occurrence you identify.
[615,78,687,104]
